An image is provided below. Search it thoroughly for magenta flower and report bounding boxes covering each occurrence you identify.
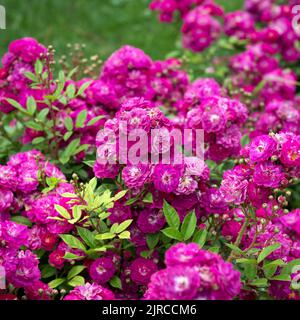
[144,266,201,300]
[249,135,277,163]
[89,257,116,284]
[137,208,165,234]
[153,164,181,193]
[64,282,115,300]
[122,164,151,189]
[253,162,285,188]
[10,250,41,288]
[130,258,158,285]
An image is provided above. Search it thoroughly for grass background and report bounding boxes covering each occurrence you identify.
[0,0,243,61]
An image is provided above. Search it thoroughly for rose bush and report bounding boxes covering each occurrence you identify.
[1,0,300,300]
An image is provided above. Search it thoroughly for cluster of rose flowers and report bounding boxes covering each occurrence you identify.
[1,0,300,300]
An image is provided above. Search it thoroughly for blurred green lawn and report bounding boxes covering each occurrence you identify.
[0,0,243,60]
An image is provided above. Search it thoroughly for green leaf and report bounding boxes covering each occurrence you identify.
[270,275,291,282]
[11,216,32,227]
[76,110,87,128]
[146,233,159,250]
[32,137,45,145]
[76,227,96,248]
[241,134,250,147]
[280,259,300,275]
[34,59,43,75]
[250,278,268,287]
[77,81,92,96]
[41,265,56,279]
[263,259,286,278]
[257,243,281,263]
[59,138,81,164]
[66,84,76,99]
[109,276,122,290]
[95,233,115,240]
[48,278,65,288]
[161,227,183,241]
[87,115,106,126]
[225,243,245,256]
[206,160,217,170]
[113,189,128,202]
[68,276,85,287]
[118,231,131,239]
[24,71,38,82]
[110,223,119,234]
[192,229,207,248]
[236,259,257,280]
[69,206,82,224]
[116,219,133,234]
[6,98,30,115]
[125,197,138,206]
[60,234,86,252]
[55,204,71,220]
[181,211,197,241]
[87,177,97,192]
[83,160,95,168]
[25,120,43,131]
[61,192,78,198]
[65,117,73,131]
[26,96,37,115]
[67,266,86,280]
[67,67,79,80]
[63,131,73,141]
[143,193,153,204]
[63,252,84,260]
[163,200,180,230]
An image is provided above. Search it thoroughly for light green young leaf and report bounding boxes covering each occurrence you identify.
[95,233,116,241]
[116,219,133,234]
[118,231,131,239]
[55,204,71,220]
[113,189,128,202]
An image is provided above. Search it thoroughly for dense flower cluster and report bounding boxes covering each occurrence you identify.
[151,0,224,52]
[144,243,241,300]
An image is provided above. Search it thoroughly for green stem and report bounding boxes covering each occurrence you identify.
[227,216,249,262]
